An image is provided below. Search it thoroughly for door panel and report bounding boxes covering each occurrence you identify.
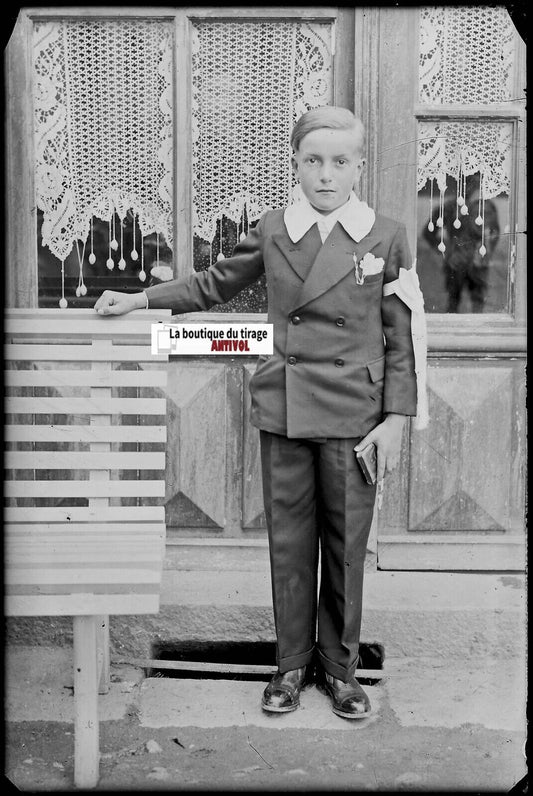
[377,357,526,570]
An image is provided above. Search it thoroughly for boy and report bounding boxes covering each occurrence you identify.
[95,106,427,719]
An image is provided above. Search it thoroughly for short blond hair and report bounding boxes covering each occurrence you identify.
[290,106,365,153]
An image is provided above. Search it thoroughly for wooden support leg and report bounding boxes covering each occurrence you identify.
[96,615,110,695]
[73,615,100,789]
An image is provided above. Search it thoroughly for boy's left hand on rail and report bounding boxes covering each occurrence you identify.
[94,290,146,316]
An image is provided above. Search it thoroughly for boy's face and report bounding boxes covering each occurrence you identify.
[292,127,365,215]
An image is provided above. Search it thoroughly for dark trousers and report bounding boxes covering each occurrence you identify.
[260,431,377,682]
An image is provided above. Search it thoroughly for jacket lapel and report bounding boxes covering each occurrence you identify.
[291,223,384,311]
[272,225,322,282]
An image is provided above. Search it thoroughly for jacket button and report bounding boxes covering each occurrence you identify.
[335,358,344,367]
[336,316,345,327]
[291,315,301,325]
[288,356,297,365]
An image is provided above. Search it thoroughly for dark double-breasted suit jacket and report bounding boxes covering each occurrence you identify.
[145,208,418,439]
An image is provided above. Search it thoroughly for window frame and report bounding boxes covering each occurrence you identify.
[377,6,526,355]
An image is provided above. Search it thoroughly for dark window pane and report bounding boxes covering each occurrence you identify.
[193,214,267,314]
[37,210,173,308]
[416,174,510,314]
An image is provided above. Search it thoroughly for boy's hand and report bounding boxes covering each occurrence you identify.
[94,290,146,316]
[354,413,407,482]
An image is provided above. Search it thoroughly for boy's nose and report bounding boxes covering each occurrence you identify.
[319,168,333,183]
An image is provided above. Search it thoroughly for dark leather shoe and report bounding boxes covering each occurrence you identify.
[261,667,308,713]
[322,672,372,719]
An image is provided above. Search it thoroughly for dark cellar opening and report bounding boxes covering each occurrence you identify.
[148,641,385,686]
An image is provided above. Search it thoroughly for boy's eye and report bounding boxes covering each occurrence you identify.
[337,159,347,166]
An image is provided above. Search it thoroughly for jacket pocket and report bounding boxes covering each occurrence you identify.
[359,273,383,286]
[366,355,385,383]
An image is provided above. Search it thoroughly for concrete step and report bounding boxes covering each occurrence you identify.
[153,568,526,659]
[6,566,525,662]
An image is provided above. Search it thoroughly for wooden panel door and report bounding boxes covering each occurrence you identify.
[374,6,527,571]
[378,356,526,570]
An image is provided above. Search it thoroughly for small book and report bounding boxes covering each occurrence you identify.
[355,443,377,485]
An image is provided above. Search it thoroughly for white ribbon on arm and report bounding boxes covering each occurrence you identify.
[382,264,429,430]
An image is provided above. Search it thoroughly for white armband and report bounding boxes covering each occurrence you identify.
[383,265,429,430]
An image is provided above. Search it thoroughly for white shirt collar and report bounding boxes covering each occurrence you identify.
[284,189,376,244]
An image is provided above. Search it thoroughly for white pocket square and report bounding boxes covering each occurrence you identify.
[353,252,385,284]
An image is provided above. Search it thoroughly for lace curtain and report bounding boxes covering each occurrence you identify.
[34,20,173,303]
[191,21,333,247]
[417,6,515,255]
[419,5,515,106]
[34,18,333,301]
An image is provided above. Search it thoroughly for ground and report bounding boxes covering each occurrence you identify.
[4,646,527,793]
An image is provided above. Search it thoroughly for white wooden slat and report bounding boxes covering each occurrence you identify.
[4,506,165,523]
[6,545,164,558]
[6,565,163,578]
[5,396,166,415]
[6,534,164,548]
[5,369,168,387]
[8,540,163,551]
[7,552,164,565]
[7,552,163,566]
[6,548,164,562]
[7,553,163,566]
[6,311,169,339]
[4,425,166,442]
[4,593,161,616]
[6,547,163,560]
[7,526,164,538]
[4,480,165,497]
[7,582,161,595]
[5,522,165,536]
[6,569,161,584]
[4,580,160,597]
[7,557,163,571]
[4,344,166,362]
[6,534,163,548]
[5,451,166,469]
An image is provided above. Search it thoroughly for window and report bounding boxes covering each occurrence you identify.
[415,6,524,316]
[24,10,339,310]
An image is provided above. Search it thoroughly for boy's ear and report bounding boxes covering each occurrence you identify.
[291,155,299,176]
[353,157,365,190]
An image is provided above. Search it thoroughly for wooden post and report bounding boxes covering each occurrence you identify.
[5,10,38,307]
[91,342,112,695]
[73,615,100,789]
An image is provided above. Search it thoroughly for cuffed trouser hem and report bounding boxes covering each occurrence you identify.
[317,648,359,683]
[278,647,315,674]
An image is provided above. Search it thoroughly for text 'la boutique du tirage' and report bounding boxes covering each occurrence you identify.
[151,323,274,356]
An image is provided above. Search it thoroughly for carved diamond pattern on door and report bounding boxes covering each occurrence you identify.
[408,362,514,532]
[164,364,226,529]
